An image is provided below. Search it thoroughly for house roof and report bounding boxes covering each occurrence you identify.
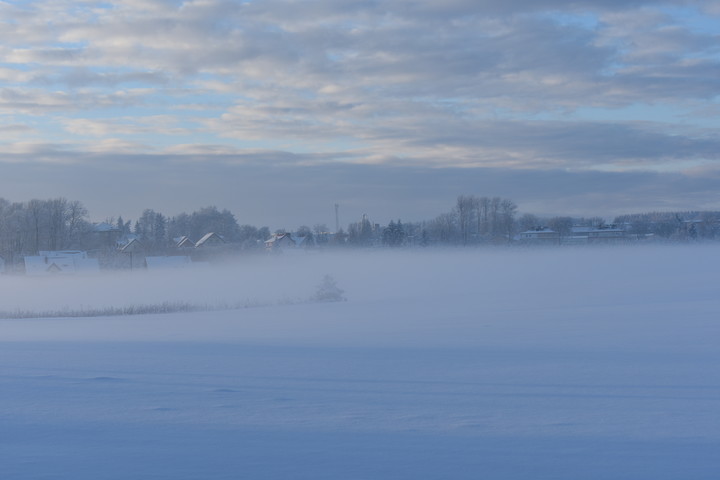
[196,232,225,247]
[47,263,63,273]
[176,236,195,248]
[24,252,100,276]
[116,234,139,248]
[120,238,143,252]
[265,233,296,245]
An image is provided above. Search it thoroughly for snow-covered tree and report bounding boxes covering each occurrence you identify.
[312,275,346,303]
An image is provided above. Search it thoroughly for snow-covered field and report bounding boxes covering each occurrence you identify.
[2,246,719,479]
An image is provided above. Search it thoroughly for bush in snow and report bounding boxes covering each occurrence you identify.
[312,274,346,303]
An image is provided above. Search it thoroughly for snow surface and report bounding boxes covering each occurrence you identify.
[1,246,720,479]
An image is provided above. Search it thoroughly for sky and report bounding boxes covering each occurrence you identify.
[1,0,720,228]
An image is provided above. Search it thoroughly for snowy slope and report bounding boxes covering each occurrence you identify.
[1,246,719,479]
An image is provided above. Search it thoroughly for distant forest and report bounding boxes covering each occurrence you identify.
[1,195,718,265]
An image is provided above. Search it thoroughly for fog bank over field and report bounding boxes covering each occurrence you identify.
[2,244,720,478]
[1,245,718,345]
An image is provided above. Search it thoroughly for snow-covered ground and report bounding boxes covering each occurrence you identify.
[2,246,719,479]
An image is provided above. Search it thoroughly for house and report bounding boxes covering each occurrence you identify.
[116,233,140,250]
[87,222,122,250]
[587,225,626,242]
[24,251,100,276]
[195,232,225,248]
[564,225,627,244]
[264,233,296,252]
[518,227,559,245]
[118,238,145,270]
[264,232,317,252]
[175,236,195,249]
[119,237,144,253]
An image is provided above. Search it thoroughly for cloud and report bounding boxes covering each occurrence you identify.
[32,69,171,88]
[0,87,153,114]
[0,0,719,222]
[62,115,193,137]
[2,149,720,228]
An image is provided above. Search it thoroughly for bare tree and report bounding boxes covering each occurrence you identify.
[548,216,573,240]
[499,199,518,241]
[518,213,541,232]
[455,195,475,245]
[426,212,459,244]
[66,200,90,248]
[477,196,490,237]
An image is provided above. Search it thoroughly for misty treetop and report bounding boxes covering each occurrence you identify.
[0,200,270,260]
[613,211,720,240]
[0,198,89,263]
[382,220,407,247]
[1,195,719,267]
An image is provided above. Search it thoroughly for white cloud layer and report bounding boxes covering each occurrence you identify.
[1,0,719,220]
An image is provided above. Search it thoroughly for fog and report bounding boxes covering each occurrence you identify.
[2,245,720,478]
[2,244,716,314]
[1,245,717,347]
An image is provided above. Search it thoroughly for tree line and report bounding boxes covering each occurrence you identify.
[614,211,720,240]
[130,207,272,253]
[342,196,521,247]
[2,195,718,266]
[0,199,273,261]
[0,198,89,264]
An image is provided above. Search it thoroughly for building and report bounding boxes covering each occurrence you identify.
[565,225,627,244]
[195,232,225,248]
[116,233,140,250]
[118,238,145,270]
[518,227,560,245]
[175,236,195,249]
[24,251,100,276]
[86,222,122,250]
[264,233,296,252]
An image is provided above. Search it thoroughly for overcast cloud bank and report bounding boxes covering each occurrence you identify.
[1,1,720,222]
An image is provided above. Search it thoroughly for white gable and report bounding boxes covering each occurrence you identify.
[25,252,100,276]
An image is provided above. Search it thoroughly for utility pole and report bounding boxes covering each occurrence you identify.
[335,203,340,233]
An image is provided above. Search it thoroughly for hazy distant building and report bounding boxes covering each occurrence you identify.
[195,232,225,248]
[565,225,627,245]
[87,222,122,250]
[518,227,559,245]
[24,251,100,276]
[175,236,195,249]
[264,233,296,252]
